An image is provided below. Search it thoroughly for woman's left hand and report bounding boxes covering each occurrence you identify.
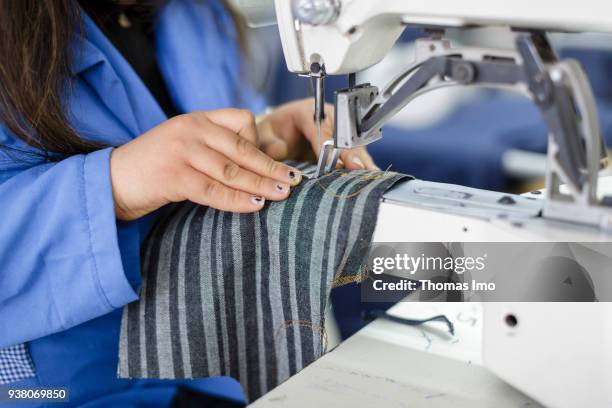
[256,98,378,170]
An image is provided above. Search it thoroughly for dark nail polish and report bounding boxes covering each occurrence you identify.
[288,170,296,180]
[251,196,264,205]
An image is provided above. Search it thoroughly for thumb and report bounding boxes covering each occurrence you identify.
[260,137,289,161]
[257,119,290,160]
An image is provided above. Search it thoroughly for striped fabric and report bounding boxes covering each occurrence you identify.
[118,166,409,401]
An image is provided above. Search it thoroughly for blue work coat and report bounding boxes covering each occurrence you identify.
[0,0,264,406]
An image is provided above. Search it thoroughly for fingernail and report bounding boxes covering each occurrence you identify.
[288,169,301,182]
[251,196,264,206]
[352,156,365,169]
[276,183,289,193]
[373,165,381,171]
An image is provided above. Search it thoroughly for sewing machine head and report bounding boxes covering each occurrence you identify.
[269,0,612,230]
[277,0,612,75]
[230,1,612,224]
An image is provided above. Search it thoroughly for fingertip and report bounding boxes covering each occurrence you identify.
[363,154,379,170]
[286,168,302,185]
[275,182,290,195]
[344,155,365,170]
[231,195,265,213]
[251,195,265,207]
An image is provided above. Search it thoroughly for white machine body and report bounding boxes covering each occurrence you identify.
[373,177,612,408]
[274,0,612,75]
[483,303,612,408]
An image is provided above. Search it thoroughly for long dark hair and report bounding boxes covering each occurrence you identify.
[0,0,245,160]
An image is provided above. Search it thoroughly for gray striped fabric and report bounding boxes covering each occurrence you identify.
[118,166,409,401]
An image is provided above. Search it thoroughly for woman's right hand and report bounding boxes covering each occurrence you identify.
[110,109,303,221]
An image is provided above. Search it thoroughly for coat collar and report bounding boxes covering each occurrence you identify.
[69,0,250,139]
[71,12,167,138]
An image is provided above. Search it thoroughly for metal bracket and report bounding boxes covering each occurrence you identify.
[335,84,382,148]
[512,33,611,229]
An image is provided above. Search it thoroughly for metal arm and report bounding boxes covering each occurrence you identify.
[320,31,611,229]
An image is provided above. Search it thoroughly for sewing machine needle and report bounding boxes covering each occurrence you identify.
[311,62,326,171]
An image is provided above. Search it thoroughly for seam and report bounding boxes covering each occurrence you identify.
[81,152,113,310]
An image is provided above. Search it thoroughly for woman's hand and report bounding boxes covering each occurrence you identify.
[256,98,378,170]
[110,109,303,221]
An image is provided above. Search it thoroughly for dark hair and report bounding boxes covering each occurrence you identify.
[0,0,245,160]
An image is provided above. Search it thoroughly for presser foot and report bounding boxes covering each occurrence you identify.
[303,140,340,179]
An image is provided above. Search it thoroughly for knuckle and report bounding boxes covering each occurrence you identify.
[241,109,256,126]
[266,159,279,176]
[170,114,198,132]
[235,136,253,156]
[164,162,182,182]
[231,189,243,205]
[167,134,188,156]
[253,175,266,190]
[203,180,221,199]
[222,162,241,181]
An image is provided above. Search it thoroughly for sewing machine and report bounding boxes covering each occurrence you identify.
[231,1,612,406]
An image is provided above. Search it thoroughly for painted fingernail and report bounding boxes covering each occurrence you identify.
[352,156,365,169]
[276,183,289,193]
[251,196,265,206]
[288,169,301,181]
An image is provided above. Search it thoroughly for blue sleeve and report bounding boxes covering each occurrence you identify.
[241,88,268,116]
[0,144,141,347]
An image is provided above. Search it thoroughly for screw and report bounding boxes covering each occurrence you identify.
[452,63,475,84]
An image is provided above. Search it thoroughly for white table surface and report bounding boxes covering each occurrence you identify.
[250,302,542,408]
